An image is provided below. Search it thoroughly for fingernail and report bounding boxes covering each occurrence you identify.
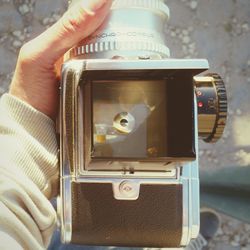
[81,0,108,15]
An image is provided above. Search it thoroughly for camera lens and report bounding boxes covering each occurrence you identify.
[69,0,170,59]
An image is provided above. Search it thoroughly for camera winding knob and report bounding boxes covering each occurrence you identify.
[194,73,227,143]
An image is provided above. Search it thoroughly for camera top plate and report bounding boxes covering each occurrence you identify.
[62,58,209,78]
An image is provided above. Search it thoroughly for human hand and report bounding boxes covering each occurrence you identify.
[9,0,112,120]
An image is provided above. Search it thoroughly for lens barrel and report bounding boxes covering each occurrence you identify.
[69,0,170,59]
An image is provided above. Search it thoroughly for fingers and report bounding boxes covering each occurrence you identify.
[9,0,112,120]
[19,0,112,67]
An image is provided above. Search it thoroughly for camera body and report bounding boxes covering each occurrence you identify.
[58,0,227,248]
[58,58,210,248]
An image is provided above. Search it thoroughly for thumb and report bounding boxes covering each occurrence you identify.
[20,0,112,66]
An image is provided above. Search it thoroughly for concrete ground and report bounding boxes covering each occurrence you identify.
[0,0,250,249]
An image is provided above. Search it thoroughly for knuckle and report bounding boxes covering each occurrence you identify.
[19,42,33,65]
[60,7,86,34]
[18,41,42,67]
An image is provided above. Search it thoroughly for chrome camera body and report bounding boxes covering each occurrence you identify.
[58,0,227,248]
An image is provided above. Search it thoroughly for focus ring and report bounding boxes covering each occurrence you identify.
[70,40,170,58]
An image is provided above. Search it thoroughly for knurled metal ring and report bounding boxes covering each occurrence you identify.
[205,73,227,143]
[70,40,170,58]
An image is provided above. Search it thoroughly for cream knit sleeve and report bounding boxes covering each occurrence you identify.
[0,94,59,250]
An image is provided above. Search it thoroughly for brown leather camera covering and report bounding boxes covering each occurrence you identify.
[71,182,183,248]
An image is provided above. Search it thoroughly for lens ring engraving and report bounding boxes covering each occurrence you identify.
[70,41,170,58]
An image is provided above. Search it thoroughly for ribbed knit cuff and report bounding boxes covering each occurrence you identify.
[1,94,55,137]
[0,94,59,198]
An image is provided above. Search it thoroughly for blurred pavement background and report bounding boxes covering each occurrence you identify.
[0,0,249,249]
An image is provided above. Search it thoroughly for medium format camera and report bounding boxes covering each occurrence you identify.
[58,0,227,248]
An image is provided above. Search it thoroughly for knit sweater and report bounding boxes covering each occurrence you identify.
[0,94,59,250]
[0,94,193,250]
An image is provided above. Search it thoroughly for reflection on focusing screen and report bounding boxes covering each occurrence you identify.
[92,80,167,158]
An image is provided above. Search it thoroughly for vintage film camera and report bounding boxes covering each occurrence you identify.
[58,0,227,248]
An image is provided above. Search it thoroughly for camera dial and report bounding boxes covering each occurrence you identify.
[195,73,227,143]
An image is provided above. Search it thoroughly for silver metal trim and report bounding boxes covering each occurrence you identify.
[191,94,200,238]
[180,95,200,246]
[60,66,70,177]
[76,168,178,179]
[180,162,199,245]
[79,162,180,176]
[61,60,85,177]
[191,179,200,238]
[180,174,190,246]
[60,61,85,243]
[75,177,180,184]
[65,58,209,71]
[60,176,72,243]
